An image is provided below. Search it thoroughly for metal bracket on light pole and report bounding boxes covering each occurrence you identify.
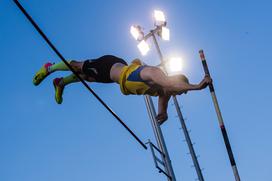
[142,26,161,41]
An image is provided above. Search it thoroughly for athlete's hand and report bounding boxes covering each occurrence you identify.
[156,112,168,125]
[198,75,212,90]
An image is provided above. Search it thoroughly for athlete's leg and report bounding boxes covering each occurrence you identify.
[53,73,95,104]
[48,61,84,73]
[33,60,84,86]
[47,61,71,72]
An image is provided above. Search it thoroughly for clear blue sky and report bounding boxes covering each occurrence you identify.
[1,0,272,180]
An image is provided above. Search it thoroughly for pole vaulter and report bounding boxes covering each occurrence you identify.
[199,50,240,181]
[13,0,147,150]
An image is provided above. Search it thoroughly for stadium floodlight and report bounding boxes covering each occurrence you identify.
[137,40,150,56]
[154,10,166,26]
[165,57,183,75]
[161,27,170,41]
[130,25,144,41]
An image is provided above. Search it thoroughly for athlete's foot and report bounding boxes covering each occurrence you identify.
[157,119,167,126]
[156,113,168,126]
[33,62,53,86]
[53,78,64,104]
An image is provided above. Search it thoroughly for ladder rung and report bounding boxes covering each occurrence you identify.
[155,155,165,166]
[156,166,172,180]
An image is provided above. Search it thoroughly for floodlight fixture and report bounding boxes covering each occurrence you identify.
[137,40,150,56]
[161,27,170,41]
[165,57,183,75]
[154,10,166,26]
[130,25,144,41]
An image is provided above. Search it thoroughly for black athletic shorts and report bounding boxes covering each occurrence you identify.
[82,55,128,83]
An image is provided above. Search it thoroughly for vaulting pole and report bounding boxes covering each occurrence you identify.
[13,0,147,150]
[199,50,240,181]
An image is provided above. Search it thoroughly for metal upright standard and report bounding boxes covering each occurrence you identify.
[199,50,240,181]
[173,98,204,181]
[13,0,147,150]
[151,30,205,181]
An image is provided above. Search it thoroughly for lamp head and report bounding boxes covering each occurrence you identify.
[137,40,150,56]
[159,26,170,41]
[130,25,144,41]
[154,10,167,27]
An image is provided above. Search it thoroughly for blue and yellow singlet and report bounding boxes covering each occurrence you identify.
[118,62,159,96]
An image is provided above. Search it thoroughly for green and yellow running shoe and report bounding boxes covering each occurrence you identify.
[33,62,53,86]
[53,78,64,104]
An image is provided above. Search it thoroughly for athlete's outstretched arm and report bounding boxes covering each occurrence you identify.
[141,67,211,93]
